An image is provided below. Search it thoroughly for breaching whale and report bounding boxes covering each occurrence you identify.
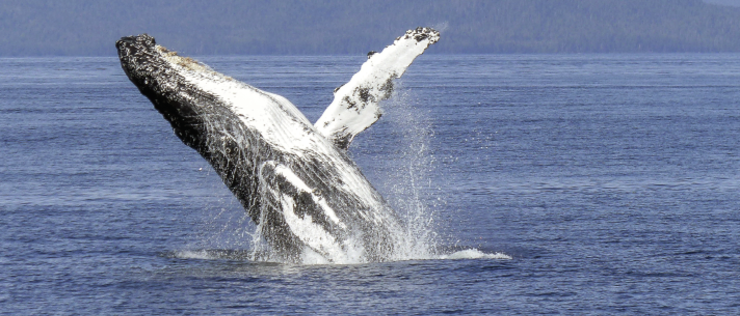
[116,27,439,263]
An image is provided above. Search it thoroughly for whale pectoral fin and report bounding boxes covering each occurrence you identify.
[314,27,440,150]
[259,161,348,261]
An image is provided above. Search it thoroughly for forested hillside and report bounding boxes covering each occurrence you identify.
[1,0,740,56]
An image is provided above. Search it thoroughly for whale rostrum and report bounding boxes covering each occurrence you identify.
[116,27,440,263]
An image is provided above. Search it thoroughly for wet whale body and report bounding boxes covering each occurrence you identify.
[116,28,439,263]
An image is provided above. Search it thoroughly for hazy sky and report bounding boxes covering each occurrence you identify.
[704,0,740,6]
[2,0,740,56]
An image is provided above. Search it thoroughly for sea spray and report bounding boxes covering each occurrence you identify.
[193,86,443,264]
[188,77,503,264]
[380,89,441,261]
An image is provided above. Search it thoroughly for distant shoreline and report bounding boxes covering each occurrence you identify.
[2,0,740,56]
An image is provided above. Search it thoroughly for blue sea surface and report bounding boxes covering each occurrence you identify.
[1,54,740,314]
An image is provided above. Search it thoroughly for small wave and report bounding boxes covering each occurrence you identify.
[172,250,217,260]
[438,249,512,260]
[165,249,261,261]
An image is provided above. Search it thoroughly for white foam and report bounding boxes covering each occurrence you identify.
[439,249,512,260]
[171,248,511,265]
[173,250,217,260]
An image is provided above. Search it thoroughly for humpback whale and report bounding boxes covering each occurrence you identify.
[116,27,440,263]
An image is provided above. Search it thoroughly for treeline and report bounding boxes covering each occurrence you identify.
[1,0,740,56]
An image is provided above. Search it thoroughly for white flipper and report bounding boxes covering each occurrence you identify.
[314,27,440,149]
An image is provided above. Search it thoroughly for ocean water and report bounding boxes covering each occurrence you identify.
[2,54,740,314]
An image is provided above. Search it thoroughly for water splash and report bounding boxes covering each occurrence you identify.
[167,248,511,263]
[378,88,441,261]
[189,85,511,265]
